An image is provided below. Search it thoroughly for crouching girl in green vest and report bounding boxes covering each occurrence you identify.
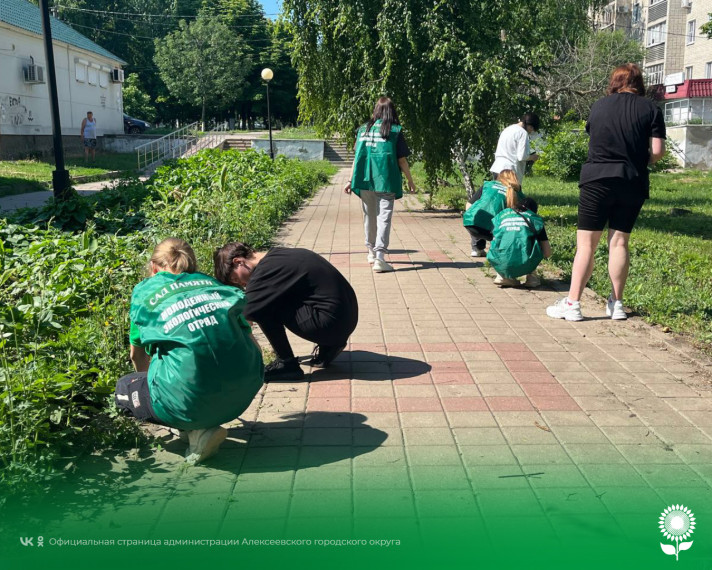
[114,238,264,464]
[463,169,524,258]
[345,97,416,273]
[487,198,552,288]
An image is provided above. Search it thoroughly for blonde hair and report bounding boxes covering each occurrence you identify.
[149,238,197,275]
[497,169,522,209]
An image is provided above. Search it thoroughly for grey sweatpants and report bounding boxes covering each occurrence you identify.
[360,190,396,253]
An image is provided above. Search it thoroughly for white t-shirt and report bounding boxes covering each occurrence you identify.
[489,123,530,184]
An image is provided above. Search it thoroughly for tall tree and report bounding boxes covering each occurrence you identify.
[538,30,646,119]
[154,17,252,127]
[121,73,155,121]
[201,0,271,128]
[283,0,603,194]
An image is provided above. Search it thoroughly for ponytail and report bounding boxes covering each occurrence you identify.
[497,169,522,209]
[149,238,197,275]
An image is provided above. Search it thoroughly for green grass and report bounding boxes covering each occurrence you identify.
[411,163,712,348]
[259,126,322,140]
[0,153,138,198]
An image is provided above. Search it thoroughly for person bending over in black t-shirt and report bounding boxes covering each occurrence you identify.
[547,63,666,322]
[214,243,359,382]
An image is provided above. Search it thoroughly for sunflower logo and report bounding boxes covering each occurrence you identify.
[659,505,696,560]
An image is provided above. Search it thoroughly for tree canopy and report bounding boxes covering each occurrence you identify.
[154,17,252,127]
[39,0,298,127]
[283,0,605,190]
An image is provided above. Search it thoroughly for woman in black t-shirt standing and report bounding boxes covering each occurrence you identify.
[547,63,666,322]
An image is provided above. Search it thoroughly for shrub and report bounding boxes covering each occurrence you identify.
[533,121,589,181]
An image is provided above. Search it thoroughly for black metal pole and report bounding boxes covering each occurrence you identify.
[266,82,274,160]
[39,0,70,200]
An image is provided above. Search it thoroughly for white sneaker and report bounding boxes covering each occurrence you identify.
[372,258,394,273]
[169,427,189,443]
[185,426,227,465]
[367,249,375,264]
[606,296,627,320]
[546,297,583,321]
[471,247,486,257]
[524,273,541,288]
[494,273,520,287]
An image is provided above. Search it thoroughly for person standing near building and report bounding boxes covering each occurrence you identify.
[80,111,97,162]
[489,112,540,185]
[345,97,416,273]
[546,63,666,321]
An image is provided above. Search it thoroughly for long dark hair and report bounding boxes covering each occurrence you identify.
[366,96,400,140]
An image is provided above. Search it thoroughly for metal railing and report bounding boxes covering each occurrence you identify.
[135,121,200,171]
[135,121,233,171]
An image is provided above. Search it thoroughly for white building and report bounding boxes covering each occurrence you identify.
[0,0,125,158]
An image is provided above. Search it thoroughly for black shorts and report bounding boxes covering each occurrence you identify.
[577,178,645,233]
[114,372,164,425]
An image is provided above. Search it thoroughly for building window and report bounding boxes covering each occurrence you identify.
[685,66,693,79]
[646,64,664,85]
[75,63,86,82]
[632,3,642,23]
[664,100,690,125]
[705,62,712,79]
[99,72,108,88]
[87,67,98,85]
[687,20,696,44]
[647,22,666,46]
[601,6,613,26]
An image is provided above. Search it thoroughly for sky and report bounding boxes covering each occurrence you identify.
[259,0,282,19]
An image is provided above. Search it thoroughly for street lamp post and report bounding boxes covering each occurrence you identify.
[39,0,70,200]
[261,68,274,160]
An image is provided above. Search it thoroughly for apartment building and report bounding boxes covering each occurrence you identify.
[595,0,712,168]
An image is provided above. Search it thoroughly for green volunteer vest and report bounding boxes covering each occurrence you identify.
[129,271,264,430]
[463,181,525,231]
[351,121,404,199]
[487,209,545,279]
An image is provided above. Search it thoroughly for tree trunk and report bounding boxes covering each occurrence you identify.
[201,97,206,131]
[453,144,476,203]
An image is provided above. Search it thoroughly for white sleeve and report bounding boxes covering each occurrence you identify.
[516,131,529,162]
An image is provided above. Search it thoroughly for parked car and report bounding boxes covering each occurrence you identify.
[124,114,151,134]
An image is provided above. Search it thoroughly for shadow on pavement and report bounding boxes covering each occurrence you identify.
[308,350,431,382]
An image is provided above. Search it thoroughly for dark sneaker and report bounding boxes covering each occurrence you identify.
[310,344,346,368]
[264,357,305,382]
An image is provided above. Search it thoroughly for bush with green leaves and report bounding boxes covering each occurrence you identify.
[1,149,335,493]
[533,122,589,181]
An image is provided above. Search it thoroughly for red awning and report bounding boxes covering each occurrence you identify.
[651,79,712,100]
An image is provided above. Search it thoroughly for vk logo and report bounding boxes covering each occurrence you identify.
[20,537,34,546]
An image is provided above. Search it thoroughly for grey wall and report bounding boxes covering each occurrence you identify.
[251,139,324,161]
[683,126,712,170]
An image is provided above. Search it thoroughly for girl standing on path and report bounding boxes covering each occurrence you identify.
[546,63,666,321]
[463,169,524,258]
[345,97,416,273]
[115,238,264,464]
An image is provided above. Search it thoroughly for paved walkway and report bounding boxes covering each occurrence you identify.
[18,168,712,566]
[0,177,146,212]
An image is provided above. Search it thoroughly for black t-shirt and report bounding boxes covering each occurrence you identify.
[243,247,357,323]
[579,93,666,197]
